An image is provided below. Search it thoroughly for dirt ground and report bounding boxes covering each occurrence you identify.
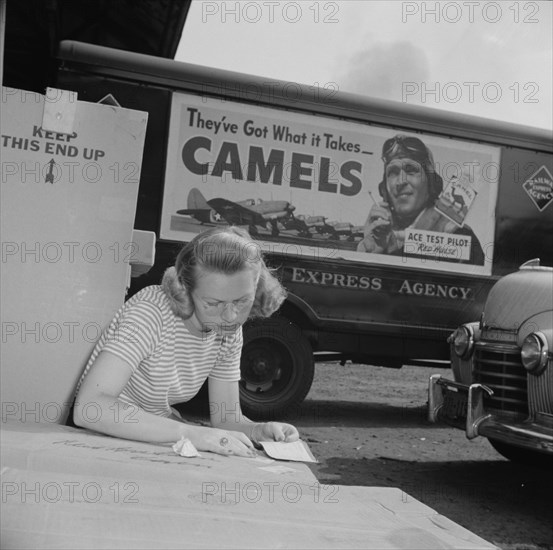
[289,362,553,550]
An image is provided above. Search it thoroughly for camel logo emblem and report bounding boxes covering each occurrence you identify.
[523,166,553,212]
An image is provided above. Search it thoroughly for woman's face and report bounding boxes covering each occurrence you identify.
[385,158,430,218]
[190,268,257,335]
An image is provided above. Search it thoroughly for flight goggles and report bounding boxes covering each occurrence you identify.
[381,135,431,167]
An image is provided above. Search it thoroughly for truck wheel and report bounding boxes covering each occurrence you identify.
[240,317,314,420]
[489,438,553,468]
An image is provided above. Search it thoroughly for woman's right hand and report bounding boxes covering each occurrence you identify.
[188,426,257,458]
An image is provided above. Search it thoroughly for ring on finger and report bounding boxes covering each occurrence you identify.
[220,437,229,447]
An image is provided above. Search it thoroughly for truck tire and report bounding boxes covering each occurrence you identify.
[489,438,553,468]
[240,317,314,420]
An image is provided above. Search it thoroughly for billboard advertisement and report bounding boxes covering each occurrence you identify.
[161,93,500,275]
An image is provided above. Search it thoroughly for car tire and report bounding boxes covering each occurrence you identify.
[240,317,314,420]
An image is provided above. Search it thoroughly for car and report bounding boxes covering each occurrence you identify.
[428,259,553,465]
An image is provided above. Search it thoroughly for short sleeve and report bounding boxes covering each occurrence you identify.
[209,328,243,382]
[101,299,164,372]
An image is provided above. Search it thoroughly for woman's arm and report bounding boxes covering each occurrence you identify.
[208,378,299,443]
[74,351,255,456]
[74,350,195,442]
[208,376,254,434]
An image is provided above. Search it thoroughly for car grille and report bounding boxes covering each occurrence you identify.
[473,341,528,415]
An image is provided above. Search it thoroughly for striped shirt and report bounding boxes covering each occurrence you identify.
[78,286,242,417]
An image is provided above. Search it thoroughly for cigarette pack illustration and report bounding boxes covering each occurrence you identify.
[435,171,478,226]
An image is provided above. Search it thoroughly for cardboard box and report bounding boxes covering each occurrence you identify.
[0,87,147,424]
[1,421,498,549]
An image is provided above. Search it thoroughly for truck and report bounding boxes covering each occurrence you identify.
[428,259,553,464]
[53,40,553,418]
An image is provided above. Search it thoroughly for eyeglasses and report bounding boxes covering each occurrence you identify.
[192,293,254,316]
[382,136,429,165]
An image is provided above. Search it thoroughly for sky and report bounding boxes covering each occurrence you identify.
[176,0,552,131]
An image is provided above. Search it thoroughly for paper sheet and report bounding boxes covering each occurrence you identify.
[259,440,318,463]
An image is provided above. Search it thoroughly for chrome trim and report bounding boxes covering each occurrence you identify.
[428,374,443,422]
[528,358,553,414]
[475,340,521,354]
[522,332,549,375]
[481,328,517,343]
[450,326,474,359]
[476,417,553,454]
[428,375,494,435]
[467,383,494,439]
[429,376,553,456]
[474,340,528,414]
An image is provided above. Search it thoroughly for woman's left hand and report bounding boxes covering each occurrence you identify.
[251,422,300,444]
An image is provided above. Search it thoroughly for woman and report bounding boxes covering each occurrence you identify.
[73,226,299,457]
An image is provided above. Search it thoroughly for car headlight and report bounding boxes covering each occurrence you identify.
[521,332,549,375]
[449,326,474,359]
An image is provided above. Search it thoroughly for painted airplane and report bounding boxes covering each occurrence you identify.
[328,221,365,241]
[177,188,297,236]
[296,215,339,238]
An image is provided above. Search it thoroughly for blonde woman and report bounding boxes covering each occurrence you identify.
[73,226,299,457]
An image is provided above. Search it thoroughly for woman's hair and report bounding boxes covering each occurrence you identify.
[161,226,287,320]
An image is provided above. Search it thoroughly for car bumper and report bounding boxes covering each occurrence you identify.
[428,374,553,455]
